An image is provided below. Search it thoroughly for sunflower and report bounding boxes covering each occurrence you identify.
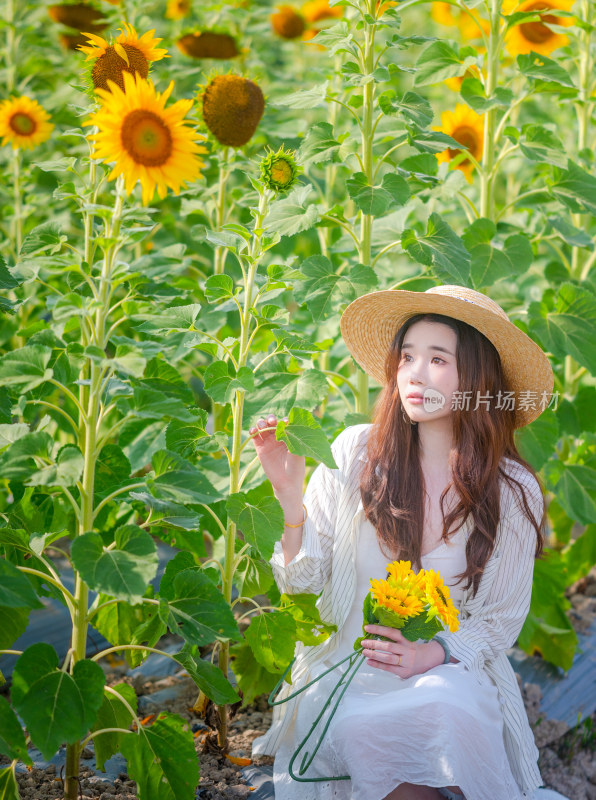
[59,31,91,50]
[504,0,573,56]
[85,71,207,204]
[271,5,306,39]
[436,103,484,178]
[424,570,459,632]
[260,145,301,193]
[79,23,168,92]
[431,2,489,40]
[301,0,342,22]
[48,3,106,31]
[0,96,54,150]
[370,579,425,618]
[200,74,265,147]
[166,0,191,19]
[177,31,239,59]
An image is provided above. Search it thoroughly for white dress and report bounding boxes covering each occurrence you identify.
[271,517,523,800]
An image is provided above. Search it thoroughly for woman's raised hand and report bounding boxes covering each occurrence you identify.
[249,413,305,497]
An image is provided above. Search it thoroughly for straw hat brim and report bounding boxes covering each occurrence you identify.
[340,289,554,428]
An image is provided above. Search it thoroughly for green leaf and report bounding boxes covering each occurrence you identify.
[414,40,472,86]
[0,346,53,392]
[204,274,235,302]
[293,255,378,323]
[243,369,329,421]
[346,172,410,216]
[19,221,66,257]
[402,213,471,284]
[203,361,255,404]
[0,766,19,800]
[298,122,340,166]
[275,407,338,469]
[271,81,328,109]
[27,444,84,488]
[11,644,105,760]
[0,432,53,482]
[515,409,559,471]
[519,125,567,168]
[71,526,158,604]
[92,684,137,771]
[0,696,31,763]
[279,593,337,646]
[408,129,463,154]
[563,524,596,585]
[518,554,577,670]
[554,465,596,526]
[460,77,513,113]
[91,591,162,666]
[159,568,240,646]
[0,423,29,449]
[0,606,29,650]
[128,386,197,423]
[120,712,199,800]
[173,649,240,704]
[95,444,132,495]
[150,450,221,505]
[235,556,274,597]
[401,611,443,641]
[0,560,43,609]
[226,490,284,561]
[379,90,433,127]
[243,611,296,673]
[134,304,202,334]
[107,345,147,379]
[264,185,321,238]
[517,52,575,88]
[230,640,280,706]
[548,216,593,248]
[550,160,596,216]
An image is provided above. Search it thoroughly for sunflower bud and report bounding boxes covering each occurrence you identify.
[271,5,306,39]
[260,145,301,194]
[177,31,239,59]
[201,74,265,148]
[48,3,106,31]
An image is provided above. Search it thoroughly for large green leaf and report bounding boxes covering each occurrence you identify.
[346,172,410,216]
[173,648,240,704]
[91,589,161,665]
[243,611,296,673]
[414,40,475,86]
[298,121,340,166]
[0,432,53,482]
[264,185,320,238]
[515,409,559,471]
[0,606,30,650]
[243,369,329,421]
[562,524,596,585]
[0,766,19,800]
[517,52,575,89]
[279,593,337,646]
[133,304,202,334]
[460,77,513,113]
[159,568,240,646]
[95,444,132,495]
[203,361,255,404]
[0,560,43,609]
[554,465,596,526]
[0,346,53,392]
[120,712,199,800]
[227,489,284,561]
[150,450,221,505]
[518,555,577,670]
[71,526,158,604]
[0,696,31,763]
[92,684,137,771]
[293,255,378,324]
[0,423,29,448]
[550,160,596,216]
[378,90,433,127]
[11,644,105,759]
[27,444,84,488]
[230,640,281,707]
[401,213,471,284]
[275,407,338,469]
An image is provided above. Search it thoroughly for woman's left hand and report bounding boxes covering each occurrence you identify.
[361,624,446,679]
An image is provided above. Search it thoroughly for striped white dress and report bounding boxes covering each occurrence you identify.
[252,423,545,798]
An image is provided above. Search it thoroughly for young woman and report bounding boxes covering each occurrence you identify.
[249,285,562,800]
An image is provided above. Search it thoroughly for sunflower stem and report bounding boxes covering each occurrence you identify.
[215,187,271,752]
[64,176,126,800]
[11,147,22,256]
[479,0,502,221]
[214,146,230,275]
[5,0,16,93]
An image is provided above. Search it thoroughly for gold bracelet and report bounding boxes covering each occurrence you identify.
[284,503,308,528]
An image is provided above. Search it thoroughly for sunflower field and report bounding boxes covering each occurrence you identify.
[1,0,595,797]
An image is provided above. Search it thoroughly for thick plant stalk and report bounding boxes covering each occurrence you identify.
[64,177,126,800]
[216,189,271,749]
[480,0,502,221]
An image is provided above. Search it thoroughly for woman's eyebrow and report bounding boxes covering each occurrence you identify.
[402,342,455,356]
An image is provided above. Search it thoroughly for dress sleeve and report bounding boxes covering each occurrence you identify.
[268,429,352,595]
[436,473,544,673]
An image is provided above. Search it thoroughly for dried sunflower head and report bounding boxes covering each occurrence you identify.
[200,74,265,148]
[271,5,306,38]
[48,3,106,31]
[177,31,239,59]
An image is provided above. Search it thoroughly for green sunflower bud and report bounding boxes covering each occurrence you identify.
[259,145,301,193]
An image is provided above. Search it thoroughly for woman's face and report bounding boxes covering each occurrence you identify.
[396,320,459,424]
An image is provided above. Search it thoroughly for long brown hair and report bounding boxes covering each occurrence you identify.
[360,312,545,596]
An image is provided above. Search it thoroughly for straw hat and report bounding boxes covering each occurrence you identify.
[340,284,554,428]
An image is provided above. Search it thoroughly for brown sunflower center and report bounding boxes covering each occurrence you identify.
[91,43,149,92]
[9,112,36,136]
[271,159,293,186]
[519,3,557,44]
[121,109,173,167]
[447,125,481,162]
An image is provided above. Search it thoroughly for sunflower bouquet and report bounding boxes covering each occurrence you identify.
[270,561,459,783]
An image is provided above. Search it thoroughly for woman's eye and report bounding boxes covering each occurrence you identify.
[432,357,445,364]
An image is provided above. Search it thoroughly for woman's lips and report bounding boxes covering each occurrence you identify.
[406,393,424,404]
